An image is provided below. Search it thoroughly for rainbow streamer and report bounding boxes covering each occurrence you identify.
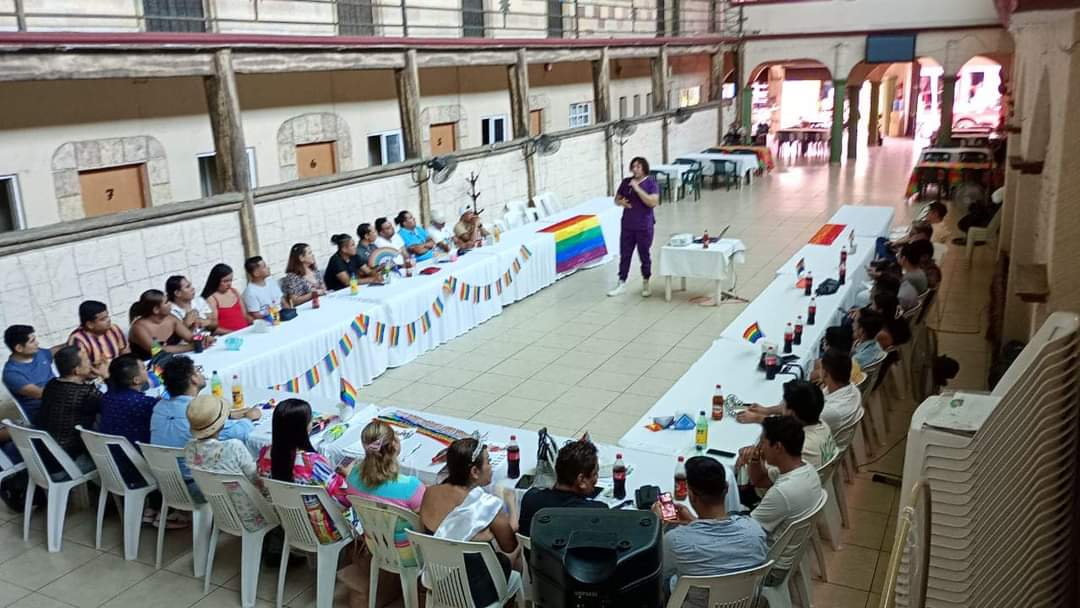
[305,367,320,389]
[512,259,521,273]
[373,322,386,344]
[376,411,469,446]
[323,350,340,374]
[339,334,354,357]
[520,245,531,260]
[432,297,444,317]
[743,322,764,344]
[340,378,358,408]
[284,377,301,393]
[539,214,608,273]
[420,311,432,332]
[459,282,469,300]
[484,285,492,301]
[473,286,481,303]
[495,279,503,295]
[389,326,400,347]
[406,322,416,344]
[350,316,366,337]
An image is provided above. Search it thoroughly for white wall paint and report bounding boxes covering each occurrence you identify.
[742,0,999,37]
[535,129,610,203]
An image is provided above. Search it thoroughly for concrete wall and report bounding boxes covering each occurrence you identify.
[535,129,609,204]
[669,106,719,157]
[741,0,999,37]
[430,148,530,221]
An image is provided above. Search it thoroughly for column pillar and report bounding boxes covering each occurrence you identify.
[867,80,881,146]
[829,79,847,164]
[846,83,860,160]
[508,49,537,204]
[651,46,670,163]
[709,50,725,145]
[881,76,897,137]
[395,49,430,224]
[204,49,259,257]
[938,74,958,146]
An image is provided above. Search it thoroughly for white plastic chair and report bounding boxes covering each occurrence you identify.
[502,203,528,230]
[515,533,532,605]
[405,529,525,608]
[664,560,773,608]
[264,479,356,608]
[0,431,27,486]
[137,442,214,576]
[77,426,159,560]
[3,418,99,552]
[759,489,829,608]
[813,447,846,579]
[191,468,280,608]
[349,497,423,608]
[853,354,886,462]
[535,191,561,214]
[966,206,1001,266]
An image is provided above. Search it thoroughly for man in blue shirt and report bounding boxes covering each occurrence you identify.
[655,456,768,608]
[3,324,58,423]
[100,355,158,446]
[151,355,259,479]
[395,210,436,262]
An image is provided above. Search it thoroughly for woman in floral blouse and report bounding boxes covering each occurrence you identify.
[256,398,353,542]
[280,243,327,307]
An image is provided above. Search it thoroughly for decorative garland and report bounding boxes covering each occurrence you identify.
[267,245,532,393]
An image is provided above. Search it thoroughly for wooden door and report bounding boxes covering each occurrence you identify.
[430,123,457,155]
[297,142,337,179]
[78,164,147,218]
[529,110,543,136]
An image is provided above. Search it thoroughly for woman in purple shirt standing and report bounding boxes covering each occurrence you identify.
[609,156,660,297]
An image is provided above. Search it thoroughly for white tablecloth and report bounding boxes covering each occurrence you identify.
[651,163,690,189]
[658,239,747,282]
[189,297,389,401]
[354,252,503,368]
[676,153,759,183]
[827,206,896,238]
[470,230,558,306]
[775,236,877,278]
[242,388,380,463]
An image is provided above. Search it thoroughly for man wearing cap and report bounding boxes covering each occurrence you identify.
[427,209,453,253]
[150,355,260,458]
[453,206,489,251]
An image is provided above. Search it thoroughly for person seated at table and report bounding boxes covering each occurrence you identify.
[325,233,381,291]
[281,243,327,307]
[166,275,217,334]
[748,416,823,543]
[201,263,251,333]
[736,379,835,468]
[453,206,490,251]
[3,324,57,423]
[129,289,203,359]
[184,393,266,528]
[815,350,862,442]
[242,256,284,321]
[880,202,948,255]
[654,456,767,608]
[99,354,158,447]
[877,316,912,352]
[396,210,437,262]
[426,209,453,253]
[68,300,130,379]
[374,216,408,262]
[854,266,907,312]
[38,346,101,475]
[852,309,887,368]
[151,355,259,452]
[419,437,518,606]
[518,439,606,537]
[257,398,354,537]
[898,241,931,311]
[811,326,863,386]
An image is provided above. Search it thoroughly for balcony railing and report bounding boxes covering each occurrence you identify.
[1,0,740,40]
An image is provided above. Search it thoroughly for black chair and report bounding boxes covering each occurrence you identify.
[649,170,673,204]
[715,160,740,191]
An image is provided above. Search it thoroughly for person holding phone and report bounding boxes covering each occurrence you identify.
[652,456,767,608]
[609,156,660,298]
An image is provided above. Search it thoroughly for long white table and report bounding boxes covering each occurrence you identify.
[658,238,747,303]
[676,153,759,184]
[619,205,894,458]
[827,206,896,238]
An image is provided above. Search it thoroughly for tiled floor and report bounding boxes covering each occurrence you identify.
[0,138,995,608]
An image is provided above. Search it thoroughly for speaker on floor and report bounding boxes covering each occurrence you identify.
[529,507,663,608]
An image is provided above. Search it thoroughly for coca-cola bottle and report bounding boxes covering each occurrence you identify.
[674,456,688,500]
[613,454,627,499]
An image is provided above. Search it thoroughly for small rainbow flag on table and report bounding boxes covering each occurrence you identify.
[743,322,764,344]
[539,214,608,274]
[340,378,358,408]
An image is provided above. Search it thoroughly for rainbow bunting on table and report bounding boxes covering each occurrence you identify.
[484,285,492,301]
[511,259,522,273]
[473,286,482,303]
[350,316,367,338]
[743,322,765,344]
[276,377,301,393]
[339,333,354,356]
[432,297,444,317]
[406,322,416,345]
[495,279,503,295]
[373,322,386,344]
[389,326,400,347]
[305,367,320,389]
[323,350,340,374]
[459,281,469,300]
[340,378,358,408]
[444,277,458,295]
[795,257,806,276]
[540,214,608,273]
[520,245,531,260]
[420,311,432,332]
[503,270,513,286]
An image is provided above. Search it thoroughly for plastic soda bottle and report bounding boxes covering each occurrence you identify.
[211,371,223,398]
[231,374,244,409]
[507,435,520,479]
[674,456,688,500]
[711,385,724,421]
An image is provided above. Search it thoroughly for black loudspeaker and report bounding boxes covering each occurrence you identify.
[529,508,663,608]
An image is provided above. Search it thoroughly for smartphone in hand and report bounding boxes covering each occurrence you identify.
[658,492,678,522]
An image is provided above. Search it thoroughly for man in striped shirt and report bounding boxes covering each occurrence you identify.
[67,300,129,380]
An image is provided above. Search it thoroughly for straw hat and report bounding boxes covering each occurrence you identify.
[187,394,230,439]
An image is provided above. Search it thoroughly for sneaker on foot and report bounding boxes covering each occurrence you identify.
[642,279,651,297]
[607,281,627,297]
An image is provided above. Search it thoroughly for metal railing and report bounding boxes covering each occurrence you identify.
[2,0,741,40]
[879,480,931,608]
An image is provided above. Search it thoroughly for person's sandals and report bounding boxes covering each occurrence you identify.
[143,508,191,529]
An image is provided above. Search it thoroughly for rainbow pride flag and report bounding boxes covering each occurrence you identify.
[539,214,608,273]
[743,322,764,344]
[341,378,358,408]
[808,223,848,246]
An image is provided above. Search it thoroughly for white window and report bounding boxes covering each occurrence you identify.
[618,96,627,119]
[633,94,642,116]
[367,130,405,166]
[197,148,257,198]
[0,175,26,232]
[646,93,653,113]
[569,102,592,128]
[678,86,702,108]
[481,116,508,145]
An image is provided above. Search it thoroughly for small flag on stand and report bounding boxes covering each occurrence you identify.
[340,378,358,408]
[743,322,765,344]
[795,258,806,276]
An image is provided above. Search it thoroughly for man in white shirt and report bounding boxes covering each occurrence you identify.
[817,349,862,448]
[736,379,836,468]
[749,416,823,549]
[427,208,453,253]
[373,216,407,267]
[241,256,283,320]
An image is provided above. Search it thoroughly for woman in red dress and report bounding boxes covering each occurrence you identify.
[200,263,250,333]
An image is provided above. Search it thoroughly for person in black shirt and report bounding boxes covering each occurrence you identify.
[518,439,607,537]
[38,345,101,475]
[324,233,362,291]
